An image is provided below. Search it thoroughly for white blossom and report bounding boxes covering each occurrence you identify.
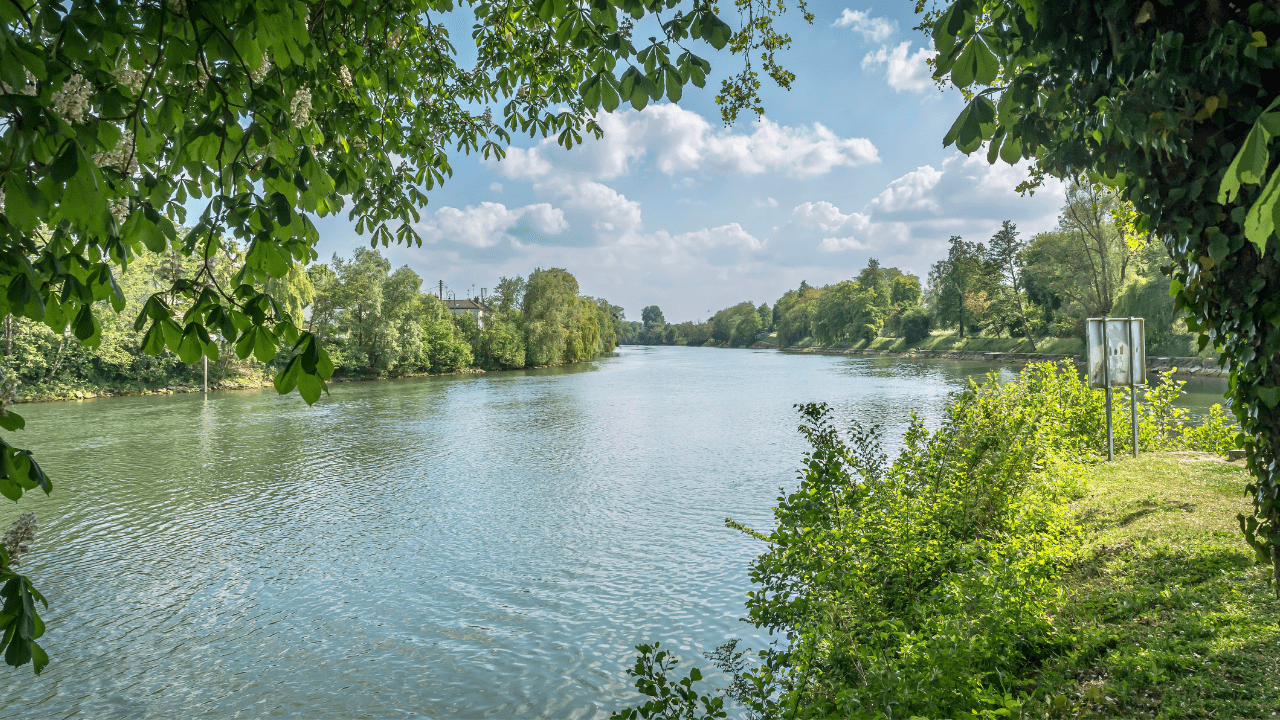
[338,66,353,88]
[251,57,271,83]
[290,87,312,127]
[110,198,130,228]
[51,73,93,123]
[113,63,146,95]
[1,69,38,97]
[167,0,186,13]
[2,513,36,567]
[93,131,139,174]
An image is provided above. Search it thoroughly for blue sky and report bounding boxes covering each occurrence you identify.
[312,1,1066,323]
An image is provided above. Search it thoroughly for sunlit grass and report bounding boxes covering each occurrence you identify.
[1032,453,1280,719]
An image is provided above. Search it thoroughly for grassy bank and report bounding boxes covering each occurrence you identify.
[1033,453,1280,718]
[785,330,1221,359]
[789,330,1086,355]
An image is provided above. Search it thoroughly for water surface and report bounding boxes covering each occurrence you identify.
[0,347,1225,718]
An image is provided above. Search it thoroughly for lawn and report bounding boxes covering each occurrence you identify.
[1034,453,1280,718]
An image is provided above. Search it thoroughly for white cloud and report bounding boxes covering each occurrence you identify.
[491,104,878,181]
[489,182,503,192]
[671,223,764,252]
[557,181,644,235]
[794,201,864,234]
[755,197,779,207]
[862,41,935,93]
[417,202,567,248]
[793,200,911,252]
[833,9,896,42]
[871,165,944,212]
[819,236,869,252]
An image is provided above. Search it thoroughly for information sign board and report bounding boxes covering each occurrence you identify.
[1086,317,1145,389]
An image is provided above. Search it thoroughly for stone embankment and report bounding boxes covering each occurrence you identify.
[776,345,1228,379]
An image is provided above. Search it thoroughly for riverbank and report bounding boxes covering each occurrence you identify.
[1032,452,1279,717]
[12,365,495,404]
[776,344,1229,379]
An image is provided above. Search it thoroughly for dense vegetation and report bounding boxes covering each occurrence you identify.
[0,248,617,399]
[613,363,1250,719]
[623,185,1197,357]
[924,0,1280,612]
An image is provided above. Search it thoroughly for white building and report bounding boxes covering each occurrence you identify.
[443,298,491,327]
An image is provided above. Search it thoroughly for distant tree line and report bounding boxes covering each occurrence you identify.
[926,182,1191,355]
[618,259,926,348]
[0,246,617,397]
[623,181,1190,355]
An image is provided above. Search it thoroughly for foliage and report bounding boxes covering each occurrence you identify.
[924,0,1280,590]
[609,642,726,720]
[897,305,932,344]
[615,362,1245,719]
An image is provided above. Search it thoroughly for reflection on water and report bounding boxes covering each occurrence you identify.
[0,347,1226,719]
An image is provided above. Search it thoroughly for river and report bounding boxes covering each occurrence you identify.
[0,347,1226,718]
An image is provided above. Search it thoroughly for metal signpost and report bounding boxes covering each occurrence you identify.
[1087,317,1146,461]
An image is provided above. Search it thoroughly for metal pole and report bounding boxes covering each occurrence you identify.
[1102,318,1113,461]
[1129,317,1138,458]
[203,355,208,394]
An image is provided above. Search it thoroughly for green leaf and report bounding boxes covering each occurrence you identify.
[0,413,24,432]
[161,318,182,353]
[141,321,166,356]
[72,303,99,345]
[1220,118,1272,203]
[951,97,997,154]
[297,370,325,405]
[600,76,621,112]
[177,329,203,364]
[253,327,277,362]
[235,327,257,359]
[274,356,302,394]
[2,176,41,233]
[951,35,997,89]
[1258,386,1280,409]
[1244,165,1280,254]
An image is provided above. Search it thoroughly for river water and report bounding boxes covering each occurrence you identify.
[0,347,1226,719]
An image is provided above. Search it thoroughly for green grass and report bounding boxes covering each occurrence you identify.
[1030,453,1280,719]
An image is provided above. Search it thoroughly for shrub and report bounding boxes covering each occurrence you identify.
[899,305,931,344]
[612,362,1242,719]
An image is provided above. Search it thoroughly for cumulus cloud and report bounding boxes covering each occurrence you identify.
[871,165,944,212]
[491,104,878,181]
[819,236,870,252]
[862,41,935,93]
[557,180,644,235]
[417,202,567,248]
[833,9,896,42]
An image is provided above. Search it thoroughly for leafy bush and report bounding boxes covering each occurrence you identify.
[612,362,1243,719]
[899,305,931,344]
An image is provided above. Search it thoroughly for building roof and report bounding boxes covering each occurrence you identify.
[443,298,489,311]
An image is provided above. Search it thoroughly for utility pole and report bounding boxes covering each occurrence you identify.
[439,280,444,299]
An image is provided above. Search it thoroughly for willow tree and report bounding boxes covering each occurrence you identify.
[0,0,810,672]
[925,0,1280,590]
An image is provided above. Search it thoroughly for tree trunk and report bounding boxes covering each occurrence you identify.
[44,328,70,382]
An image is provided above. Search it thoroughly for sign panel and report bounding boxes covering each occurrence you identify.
[1086,317,1145,389]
